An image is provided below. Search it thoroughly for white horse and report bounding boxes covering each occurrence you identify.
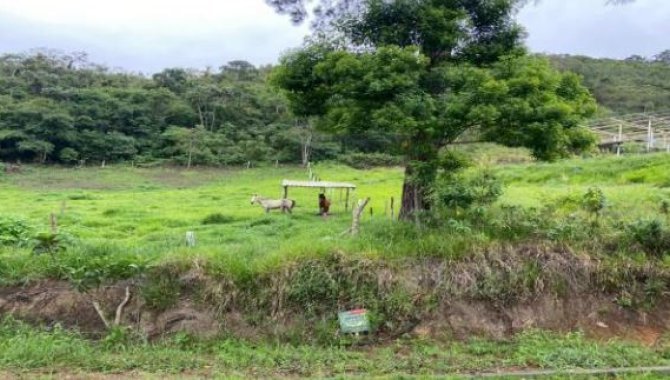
[251,194,296,214]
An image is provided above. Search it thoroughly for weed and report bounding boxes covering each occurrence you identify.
[0,217,32,247]
[202,213,236,225]
[626,219,670,258]
[141,265,183,311]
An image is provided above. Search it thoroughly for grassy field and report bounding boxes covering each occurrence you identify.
[1,151,670,282]
[0,163,407,282]
[3,151,670,377]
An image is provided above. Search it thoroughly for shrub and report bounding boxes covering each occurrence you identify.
[582,187,606,220]
[337,152,403,169]
[433,171,502,210]
[59,148,79,164]
[141,267,182,311]
[626,219,670,258]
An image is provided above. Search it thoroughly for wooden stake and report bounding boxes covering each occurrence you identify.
[345,188,350,212]
[390,197,395,220]
[351,198,371,235]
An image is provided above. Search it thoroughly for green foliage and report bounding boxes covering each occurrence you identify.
[626,219,670,258]
[141,266,183,311]
[273,1,596,216]
[32,231,69,256]
[0,51,387,166]
[336,152,402,169]
[434,171,502,210]
[549,54,670,114]
[58,147,79,164]
[0,217,32,247]
[582,187,607,218]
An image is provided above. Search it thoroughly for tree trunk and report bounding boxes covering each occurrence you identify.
[399,166,430,222]
[187,128,194,169]
[301,131,312,167]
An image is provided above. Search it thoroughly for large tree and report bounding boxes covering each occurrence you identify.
[271,0,596,219]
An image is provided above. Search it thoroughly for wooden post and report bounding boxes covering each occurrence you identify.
[351,198,371,235]
[345,188,350,212]
[647,118,652,152]
[283,186,288,199]
[390,197,395,220]
[617,124,623,157]
[186,231,196,247]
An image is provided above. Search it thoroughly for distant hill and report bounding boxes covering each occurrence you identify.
[547,54,670,115]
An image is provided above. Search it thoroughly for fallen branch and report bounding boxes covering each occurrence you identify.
[92,300,111,329]
[114,286,131,326]
[89,286,132,329]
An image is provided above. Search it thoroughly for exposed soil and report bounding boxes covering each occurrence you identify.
[2,279,669,346]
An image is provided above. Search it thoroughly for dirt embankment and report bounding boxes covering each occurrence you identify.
[2,245,669,345]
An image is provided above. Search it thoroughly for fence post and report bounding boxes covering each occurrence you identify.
[351,198,371,235]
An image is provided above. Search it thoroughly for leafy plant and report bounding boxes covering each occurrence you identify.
[626,219,670,258]
[0,217,32,247]
[32,232,71,256]
[582,187,606,222]
[434,171,502,210]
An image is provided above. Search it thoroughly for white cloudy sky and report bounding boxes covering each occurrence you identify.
[0,0,668,73]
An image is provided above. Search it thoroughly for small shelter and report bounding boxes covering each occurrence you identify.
[282,179,357,211]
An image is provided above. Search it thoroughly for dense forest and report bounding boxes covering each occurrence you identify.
[0,51,367,166]
[0,49,668,165]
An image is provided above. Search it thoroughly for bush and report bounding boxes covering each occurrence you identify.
[434,171,502,210]
[59,148,79,164]
[626,219,670,258]
[582,187,606,220]
[337,152,403,169]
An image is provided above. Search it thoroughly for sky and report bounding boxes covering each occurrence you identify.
[0,0,668,74]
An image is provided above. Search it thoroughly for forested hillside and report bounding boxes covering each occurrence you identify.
[2,50,670,165]
[548,54,670,114]
[0,51,367,166]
